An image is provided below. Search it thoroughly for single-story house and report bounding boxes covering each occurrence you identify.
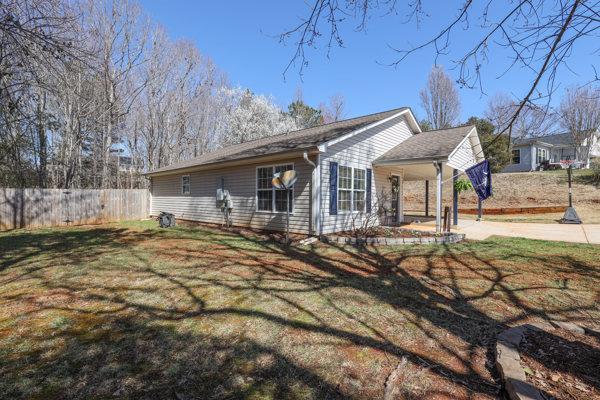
[502,130,600,172]
[146,107,484,235]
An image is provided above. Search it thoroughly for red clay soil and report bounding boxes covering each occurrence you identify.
[519,327,600,399]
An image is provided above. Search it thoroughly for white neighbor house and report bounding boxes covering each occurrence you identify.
[146,108,484,235]
[502,131,600,172]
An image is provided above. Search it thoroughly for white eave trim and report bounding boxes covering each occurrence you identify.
[145,149,320,177]
[318,108,421,152]
[373,157,448,166]
[447,126,485,166]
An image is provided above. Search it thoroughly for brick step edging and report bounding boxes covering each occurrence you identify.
[325,232,465,246]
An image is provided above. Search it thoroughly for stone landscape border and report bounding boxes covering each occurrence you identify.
[495,320,587,400]
[326,232,465,246]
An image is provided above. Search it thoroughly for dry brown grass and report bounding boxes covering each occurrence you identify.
[404,170,600,222]
[0,221,599,399]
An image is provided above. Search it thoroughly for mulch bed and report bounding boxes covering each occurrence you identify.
[519,326,600,399]
[336,226,437,238]
[175,219,309,242]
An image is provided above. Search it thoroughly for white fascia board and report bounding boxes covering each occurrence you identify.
[447,126,485,168]
[447,127,476,161]
[373,157,448,166]
[320,109,421,152]
[146,149,318,177]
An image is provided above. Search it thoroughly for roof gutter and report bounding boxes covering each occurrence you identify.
[372,157,449,166]
[145,148,321,177]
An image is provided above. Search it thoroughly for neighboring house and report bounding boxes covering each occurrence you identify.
[146,108,483,234]
[503,131,600,172]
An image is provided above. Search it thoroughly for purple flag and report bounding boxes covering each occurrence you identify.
[465,160,492,201]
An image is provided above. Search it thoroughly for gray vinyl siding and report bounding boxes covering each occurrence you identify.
[150,157,312,233]
[320,115,414,234]
[502,145,533,172]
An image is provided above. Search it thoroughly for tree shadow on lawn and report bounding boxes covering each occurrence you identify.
[0,313,345,400]
[1,225,599,399]
[220,235,599,396]
[0,226,158,273]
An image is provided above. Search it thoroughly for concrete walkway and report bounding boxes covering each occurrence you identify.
[402,218,600,244]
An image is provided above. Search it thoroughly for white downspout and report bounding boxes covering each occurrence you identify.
[303,151,320,236]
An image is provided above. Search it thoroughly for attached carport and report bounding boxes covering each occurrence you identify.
[372,125,484,233]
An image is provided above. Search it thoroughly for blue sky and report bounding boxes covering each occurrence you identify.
[139,1,597,122]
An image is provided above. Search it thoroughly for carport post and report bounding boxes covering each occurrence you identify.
[425,180,429,216]
[452,169,458,226]
[434,162,443,233]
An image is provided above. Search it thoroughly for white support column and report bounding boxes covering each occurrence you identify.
[435,162,443,233]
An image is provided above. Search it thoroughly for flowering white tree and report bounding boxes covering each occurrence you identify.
[215,88,299,146]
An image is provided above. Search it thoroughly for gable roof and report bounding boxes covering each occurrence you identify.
[513,132,575,147]
[373,125,475,164]
[147,107,413,176]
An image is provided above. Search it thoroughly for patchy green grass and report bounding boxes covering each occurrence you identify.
[1,221,599,399]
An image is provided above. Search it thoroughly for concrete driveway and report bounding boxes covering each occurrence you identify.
[402,219,600,244]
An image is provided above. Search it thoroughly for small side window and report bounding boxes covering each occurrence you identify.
[182,175,190,195]
[512,149,520,164]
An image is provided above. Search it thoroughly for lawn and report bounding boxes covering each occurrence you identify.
[1,221,599,399]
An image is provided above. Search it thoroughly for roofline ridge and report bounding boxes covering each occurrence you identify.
[176,106,410,162]
[419,124,475,134]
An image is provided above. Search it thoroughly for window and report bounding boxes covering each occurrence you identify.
[512,149,521,164]
[256,164,294,212]
[181,175,190,195]
[353,168,366,212]
[256,167,272,211]
[536,148,549,164]
[337,166,366,213]
[338,166,352,212]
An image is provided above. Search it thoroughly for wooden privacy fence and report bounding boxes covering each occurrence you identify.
[0,188,150,231]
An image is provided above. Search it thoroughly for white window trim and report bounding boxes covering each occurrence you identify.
[181,175,190,195]
[255,163,295,214]
[337,165,367,214]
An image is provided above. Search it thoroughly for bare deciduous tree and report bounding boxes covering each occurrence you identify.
[281,0,599,140]
[320,94,346,123]
[419,66,460,129]
[559,86,600,167]
[485,93,557,138]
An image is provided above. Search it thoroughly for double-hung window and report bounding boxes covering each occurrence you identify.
[256,164,294,212]
[181,175,190,195]
[512,149,521,164]
[338,166,366,213]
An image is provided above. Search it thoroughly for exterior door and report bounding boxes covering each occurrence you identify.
[390,175,401,223]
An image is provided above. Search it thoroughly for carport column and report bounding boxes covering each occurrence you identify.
[452,169,458,226]
[425,180,429,216]
[434,162,443,233]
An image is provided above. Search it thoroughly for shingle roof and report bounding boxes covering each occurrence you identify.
[147,107,409,175]
[374,125,475,164]
[513,132,574,147]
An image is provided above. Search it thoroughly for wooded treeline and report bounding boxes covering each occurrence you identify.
[0,0,342,189]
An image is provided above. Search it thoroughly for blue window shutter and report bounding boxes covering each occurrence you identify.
[329,162,338,215]
[366,168,372,212]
